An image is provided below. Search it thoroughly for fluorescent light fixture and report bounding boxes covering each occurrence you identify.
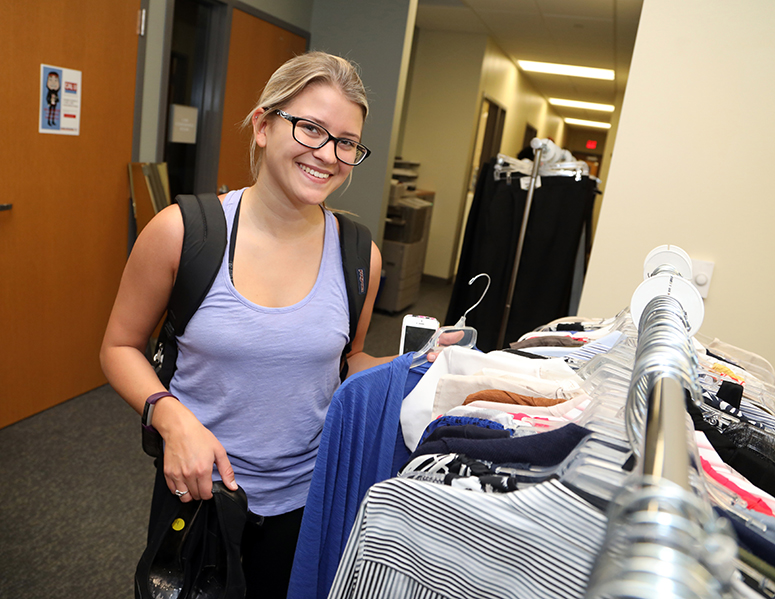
[564,118,612,129]
[549,98,614,112]
[518,60,615,81]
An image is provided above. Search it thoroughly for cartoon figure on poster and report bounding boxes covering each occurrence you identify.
[41,66,62,130]
[45,71,60,126]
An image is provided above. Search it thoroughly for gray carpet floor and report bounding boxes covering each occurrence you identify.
[0,276,451,599]
[0,384,153,598]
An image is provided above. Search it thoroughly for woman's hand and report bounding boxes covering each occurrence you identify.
[154,397,238,502]
[426,329,466,363]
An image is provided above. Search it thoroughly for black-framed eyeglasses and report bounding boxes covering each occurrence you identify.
[275,110,371,166]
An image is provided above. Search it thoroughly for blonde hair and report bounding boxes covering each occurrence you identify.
[243,52,369,183]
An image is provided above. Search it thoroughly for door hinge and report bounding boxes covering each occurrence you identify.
[137,8,147,37]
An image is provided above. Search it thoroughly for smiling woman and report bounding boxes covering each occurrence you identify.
[100,52,395,599]
[249,83,365,212]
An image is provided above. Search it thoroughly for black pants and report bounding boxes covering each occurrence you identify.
[241,507,304,599]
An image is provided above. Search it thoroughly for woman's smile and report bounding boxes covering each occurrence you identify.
[296,162,332,180]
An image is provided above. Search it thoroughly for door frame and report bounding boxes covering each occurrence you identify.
[451,94,507,276]
[153,0,310,195]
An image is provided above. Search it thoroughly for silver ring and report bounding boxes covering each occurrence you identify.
[174,489,189,497]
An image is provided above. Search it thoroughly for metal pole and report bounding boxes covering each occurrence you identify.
[642,376,691,491]
[497,144,543,349]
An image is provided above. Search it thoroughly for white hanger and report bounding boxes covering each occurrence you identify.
[410,274,490,368]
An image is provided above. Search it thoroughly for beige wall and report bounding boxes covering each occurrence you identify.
[578,0,775,364]
[400,29,488,279]
[589,89,625,239]
[480,40,566,155]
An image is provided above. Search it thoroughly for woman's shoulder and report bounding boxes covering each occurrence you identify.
[131,203,185,271]
[149,202,185,237]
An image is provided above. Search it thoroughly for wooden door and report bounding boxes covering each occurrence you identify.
[0,0,139,427]
[216,9,307,192]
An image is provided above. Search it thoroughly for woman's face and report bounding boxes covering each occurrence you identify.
[255,83,365,209]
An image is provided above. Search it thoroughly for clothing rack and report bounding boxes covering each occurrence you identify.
[447,143,597,351]
[587,253,739,598]
[496,139,543,349]
[492,139,594,350]
[313,239,775,598]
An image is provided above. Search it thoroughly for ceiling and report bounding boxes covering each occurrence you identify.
[415,0,644,126]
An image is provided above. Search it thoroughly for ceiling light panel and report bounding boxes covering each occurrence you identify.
[549,98,615,112]
[518,60,615,80]
[564,118,612,129]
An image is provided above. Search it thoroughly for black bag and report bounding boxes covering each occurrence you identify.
[135,460,251,599]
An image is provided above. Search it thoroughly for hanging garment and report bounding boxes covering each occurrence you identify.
[399,452,523,493]
[463,389,566,407]
[418,414,508,446]
[446,158,597,351]
[701,458,773,516]
[328,477,608,599]
[400,346,583,451]
[688,399,775,496]
[287,352,429,599]
[695,431,775,513]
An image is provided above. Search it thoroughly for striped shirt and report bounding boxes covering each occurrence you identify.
[329,477,607,599]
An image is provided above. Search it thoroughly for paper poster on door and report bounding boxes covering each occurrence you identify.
[39,64,81,135]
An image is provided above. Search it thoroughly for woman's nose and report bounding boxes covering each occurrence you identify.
[312,139,338,164]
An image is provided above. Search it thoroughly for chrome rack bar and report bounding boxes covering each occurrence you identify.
[586,281,737,599]
[497,140,543,349]
[642,375,691,491]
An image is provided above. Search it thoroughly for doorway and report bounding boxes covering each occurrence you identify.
[469,97,506,193]
[1,0,139,427]
[164,0,228,199]
[162,1,307,199]
[454,96,506,275]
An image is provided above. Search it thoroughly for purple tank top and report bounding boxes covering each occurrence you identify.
[170,189,349,515]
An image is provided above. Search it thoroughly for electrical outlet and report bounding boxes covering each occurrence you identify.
[691,259,714,299]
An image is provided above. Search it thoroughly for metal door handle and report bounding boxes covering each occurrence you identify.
[0,204,12,211]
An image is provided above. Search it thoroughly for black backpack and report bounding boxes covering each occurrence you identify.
[145,193,371,456]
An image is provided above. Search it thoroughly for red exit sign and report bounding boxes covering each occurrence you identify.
[586,140,597,150]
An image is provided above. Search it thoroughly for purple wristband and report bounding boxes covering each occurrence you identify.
[142,391,177,432]
[147,391,176,405]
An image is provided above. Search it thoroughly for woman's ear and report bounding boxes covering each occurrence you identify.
[253,108,269,148]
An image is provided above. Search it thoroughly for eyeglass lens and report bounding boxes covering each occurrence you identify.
[293,119,367,165]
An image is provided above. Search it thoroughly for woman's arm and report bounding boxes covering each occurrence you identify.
[100,205,182,408]
[100,205,236,500]
[344,241,457,376]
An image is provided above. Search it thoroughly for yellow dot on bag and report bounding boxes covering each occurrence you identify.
[172,518,185,531]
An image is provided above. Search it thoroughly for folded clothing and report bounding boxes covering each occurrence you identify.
[418,418,509,448]
[464,389,565,408]
[409,422,592,467]
[510,335,585,349]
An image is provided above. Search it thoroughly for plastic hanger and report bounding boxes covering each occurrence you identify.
[456,429,635,500]
[410,274,490,369]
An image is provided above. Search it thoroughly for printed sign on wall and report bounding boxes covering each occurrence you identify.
[39,64,82,135]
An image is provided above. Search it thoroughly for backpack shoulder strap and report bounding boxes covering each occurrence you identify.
[167,193,228,334]
[154,193,227,390]
[334,212,372,380]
